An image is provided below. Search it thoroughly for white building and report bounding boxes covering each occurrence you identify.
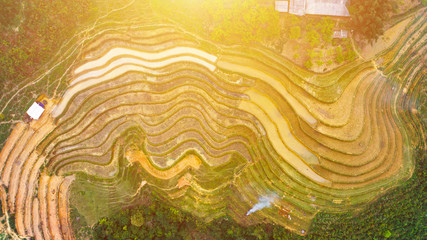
[289,0,306,16]
[277,0,350,17]
[305,0,350,17]
[26,102,45,120]
[333,30,348,38]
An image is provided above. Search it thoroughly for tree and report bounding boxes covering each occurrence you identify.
[130,210,144,227]
[306,30,320,47]
[348,0,397,42]
[318,17,334,43]
[335,46,345,64]
[289,26,301,40]
[304,60,313,69]
[202,0,280,44]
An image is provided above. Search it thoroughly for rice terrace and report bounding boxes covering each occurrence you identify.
[0,0,425,239]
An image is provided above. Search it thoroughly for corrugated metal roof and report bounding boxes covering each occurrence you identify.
[26,102,45,120]
[305,0,350,17]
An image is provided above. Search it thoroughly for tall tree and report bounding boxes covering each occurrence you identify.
[348,0,397,42]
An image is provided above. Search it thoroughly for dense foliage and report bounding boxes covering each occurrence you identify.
[203,0,280,44]
[151,0,358,70]
[308,144,426,239]
[0,0,99,151]
[0,0,20,28]
[151,0,280,44]
[347,0,398,42]
[93,144,425,239]
[0,0,97,91]
[93,191,303,240]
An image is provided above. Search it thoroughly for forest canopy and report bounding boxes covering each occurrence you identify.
[347,0,398,42]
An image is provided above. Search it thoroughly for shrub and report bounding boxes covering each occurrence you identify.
[130,210,144,227]
[304,60,313,69]
[290,26,301,40]
[306,30,321,47]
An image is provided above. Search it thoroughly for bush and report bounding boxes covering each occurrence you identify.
[290,26,301,40]
[130,210,144,227]
[306,30,321,47]
[335,46,345,64]
[304,60,313,69]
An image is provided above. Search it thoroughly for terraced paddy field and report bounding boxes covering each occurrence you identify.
[0,4,425,239]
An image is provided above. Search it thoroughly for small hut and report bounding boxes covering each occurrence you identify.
[24,101,46,122]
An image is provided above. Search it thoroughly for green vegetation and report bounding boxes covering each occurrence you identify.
[0,0,99,149]
[308,144,426,239]
[289,26,301,40]
[92,145,425,240]
[92,191,304,240]
[0,0,20,28]
[130,210,145,227]
[281,15,356,71]
[205,0,280,43]
[69,159,145,225]
[0,0,96,84]
[348,0,398,42]
[152,0,357,71]
[152,0,280,44]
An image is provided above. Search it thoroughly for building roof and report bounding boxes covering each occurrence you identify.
[333,30,348,38]
[305,0,350,17]
[275,1,289,13]
[289,0,306,16]
[26,102,45,120]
